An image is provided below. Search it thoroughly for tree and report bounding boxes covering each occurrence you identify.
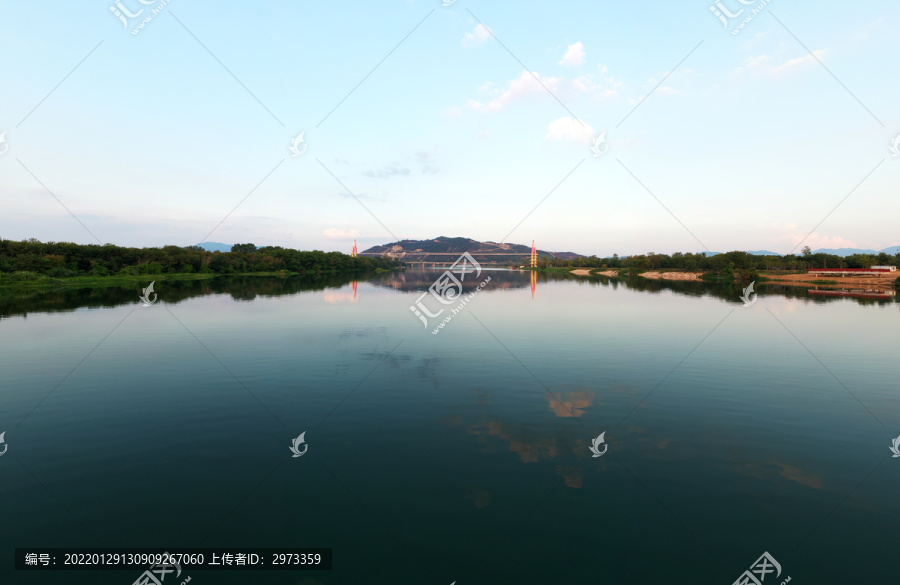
[801,245,811,257]
[231,243,257,254]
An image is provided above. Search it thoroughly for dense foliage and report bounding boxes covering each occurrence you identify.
[0,239,401,278]
[544,248,900,273]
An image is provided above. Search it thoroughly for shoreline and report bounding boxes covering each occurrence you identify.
[0,269,395,289]
[761,272,898,291]
[638,271,704,281]
[581,268,898,291]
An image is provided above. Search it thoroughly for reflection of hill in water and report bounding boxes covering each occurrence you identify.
[367,269,533,294]
[1,270,896,319]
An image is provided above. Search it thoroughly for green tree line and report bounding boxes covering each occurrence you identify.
[0,239,401,278]
[545,247,900,273]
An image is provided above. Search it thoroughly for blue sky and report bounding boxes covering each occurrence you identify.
[1,0,898,256]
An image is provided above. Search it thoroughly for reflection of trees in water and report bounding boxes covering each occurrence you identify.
[2,270,894,319]
[599,274,897,307]
[381,268,896,307]
[0,273,374,319]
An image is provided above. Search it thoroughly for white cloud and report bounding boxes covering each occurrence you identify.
[627,83,678,106]
[362,163,411,178]
[730,54,771,77]
[849,18,883,42]
[462,23,492,47]
[559,42,585,67]
[572,75,597,92]
[468,71,561,112]
[324,228,360,239]
[546,117,594,143]
[465,70,621,113]
[323,292,358,304]
[772,49,826,74]
[732,50,826,77]
[770,222,857,251]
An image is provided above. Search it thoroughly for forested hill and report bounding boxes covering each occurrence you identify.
[0,239,400,279]
[362,237,558,258]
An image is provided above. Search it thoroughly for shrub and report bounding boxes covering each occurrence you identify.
[10,271,43,281]
[46,267,75,277]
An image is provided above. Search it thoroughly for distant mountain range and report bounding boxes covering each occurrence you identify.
[745,250,781,256]
[735,247,897,257]
[806,247,898,256]
[550,251,586,260]
[195,242,233,253]
[678,248,896,258]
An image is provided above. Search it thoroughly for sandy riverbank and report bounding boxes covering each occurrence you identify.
[639,271,705,281]
[570,269,593,275]
[763,272,898,290]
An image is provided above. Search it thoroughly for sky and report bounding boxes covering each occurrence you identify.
[1,0,899,257]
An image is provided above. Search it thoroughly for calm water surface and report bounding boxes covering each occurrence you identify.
[2,270,899,584]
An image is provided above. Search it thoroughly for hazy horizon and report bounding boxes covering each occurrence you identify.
[7,236,899,259]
